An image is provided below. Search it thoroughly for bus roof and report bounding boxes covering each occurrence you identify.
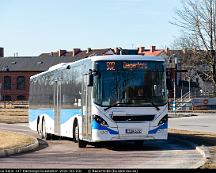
[90,55,165,62]
[30,55,164,80]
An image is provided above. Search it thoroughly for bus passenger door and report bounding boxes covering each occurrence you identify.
[54,81,61,136]
[82,73,92,141]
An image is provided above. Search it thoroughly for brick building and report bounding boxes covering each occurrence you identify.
[0,48,115,101]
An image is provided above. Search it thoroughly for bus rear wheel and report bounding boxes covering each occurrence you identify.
[73,122,87,148]
[37,118,43,139]
[41,118,52,140]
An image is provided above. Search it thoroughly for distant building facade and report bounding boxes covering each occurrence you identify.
[1,46,199,101]
[0,48,115,101]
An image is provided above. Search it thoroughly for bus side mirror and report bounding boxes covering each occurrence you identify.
[88,70,94,87]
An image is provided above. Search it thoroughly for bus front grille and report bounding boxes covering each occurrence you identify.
[112,115,155,122]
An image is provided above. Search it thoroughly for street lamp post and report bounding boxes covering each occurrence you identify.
[189,75,191,100]
[173,57,178,113]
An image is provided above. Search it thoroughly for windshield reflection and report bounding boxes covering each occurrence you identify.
[93,61,167,107]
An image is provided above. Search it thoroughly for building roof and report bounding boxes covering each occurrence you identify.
[39,48,114,58]
[0,56,77,72]
[142,50,164,56]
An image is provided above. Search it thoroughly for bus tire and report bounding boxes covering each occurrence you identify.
[42,117,52,140]
[37,117,43,139]
[41,117,47,139]
[78,139,87,148]
[73,120,78,143]
[73,122,87,148]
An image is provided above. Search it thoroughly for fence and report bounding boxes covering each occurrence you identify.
[169,97,216,111]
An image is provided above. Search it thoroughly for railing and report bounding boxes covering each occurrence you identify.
[0,101,29,109]
[169,92,192,111]
[168,101,192,111]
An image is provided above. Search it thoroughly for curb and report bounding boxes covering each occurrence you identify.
[0,137,39,157]
[170,136,209,169]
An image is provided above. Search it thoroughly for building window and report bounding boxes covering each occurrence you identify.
[17,95,25,101]
[3,95,11,101]
[17,76,25,90]
[3,76,11,90]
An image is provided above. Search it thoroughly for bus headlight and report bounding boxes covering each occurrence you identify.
[92,115,108,126]
[158,114,168,126]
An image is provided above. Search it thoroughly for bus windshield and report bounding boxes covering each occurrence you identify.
[93,60,168,107]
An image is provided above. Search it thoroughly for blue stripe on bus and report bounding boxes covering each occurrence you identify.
[60,109,82,124]
[29,109,54,122]
[92,119,119,135]
[148,123,168,135]
[29,108,82,124]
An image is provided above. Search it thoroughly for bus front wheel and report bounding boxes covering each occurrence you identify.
[73,122,87,148]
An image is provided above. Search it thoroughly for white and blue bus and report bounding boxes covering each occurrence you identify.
[29,55,168,148]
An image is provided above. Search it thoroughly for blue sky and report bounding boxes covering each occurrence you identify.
[0,0,181,56]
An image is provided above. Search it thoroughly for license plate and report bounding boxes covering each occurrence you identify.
[126,129,142,134]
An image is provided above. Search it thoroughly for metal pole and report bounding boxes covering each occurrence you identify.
[174,76,176,113]
[189,76,191,100]
[173,57,177,114]
[181,83,183,110]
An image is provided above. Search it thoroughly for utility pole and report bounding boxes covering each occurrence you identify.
[173,57,178,114]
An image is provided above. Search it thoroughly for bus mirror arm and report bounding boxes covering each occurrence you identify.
[88,69,94,87]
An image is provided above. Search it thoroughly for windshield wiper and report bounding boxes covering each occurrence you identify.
[104,102,131,111]
[150,101,160,111]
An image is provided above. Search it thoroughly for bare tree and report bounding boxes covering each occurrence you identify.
[171,0,216,89]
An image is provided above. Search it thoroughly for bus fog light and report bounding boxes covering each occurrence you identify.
[158,114,168,126]
[100,130,108,134]
[93,114,108,126]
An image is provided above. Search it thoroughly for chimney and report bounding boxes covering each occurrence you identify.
[58,49,67,57]
[165,47,170,54]
[138,47,145,54]
[72,48,81,56]
[150,46,156,52]
[114,47,120,55]
[0,47,4,57]
[87,48,91,53]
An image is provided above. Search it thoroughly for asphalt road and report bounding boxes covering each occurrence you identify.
[169,113,216,133]
[0,123,204,169]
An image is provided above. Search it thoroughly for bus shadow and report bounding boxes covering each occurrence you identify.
[88,138,195,152]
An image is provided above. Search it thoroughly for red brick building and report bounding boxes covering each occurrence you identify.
[0,48,115,101]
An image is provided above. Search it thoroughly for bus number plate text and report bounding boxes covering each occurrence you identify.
[126,129,142,134]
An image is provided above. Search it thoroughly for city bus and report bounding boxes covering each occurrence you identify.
[29,55,168,148]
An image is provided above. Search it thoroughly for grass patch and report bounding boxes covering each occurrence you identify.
[0,131,35,150]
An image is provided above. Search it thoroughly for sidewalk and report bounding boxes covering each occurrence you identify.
[168,111,216,118]
[0,130,38,157]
